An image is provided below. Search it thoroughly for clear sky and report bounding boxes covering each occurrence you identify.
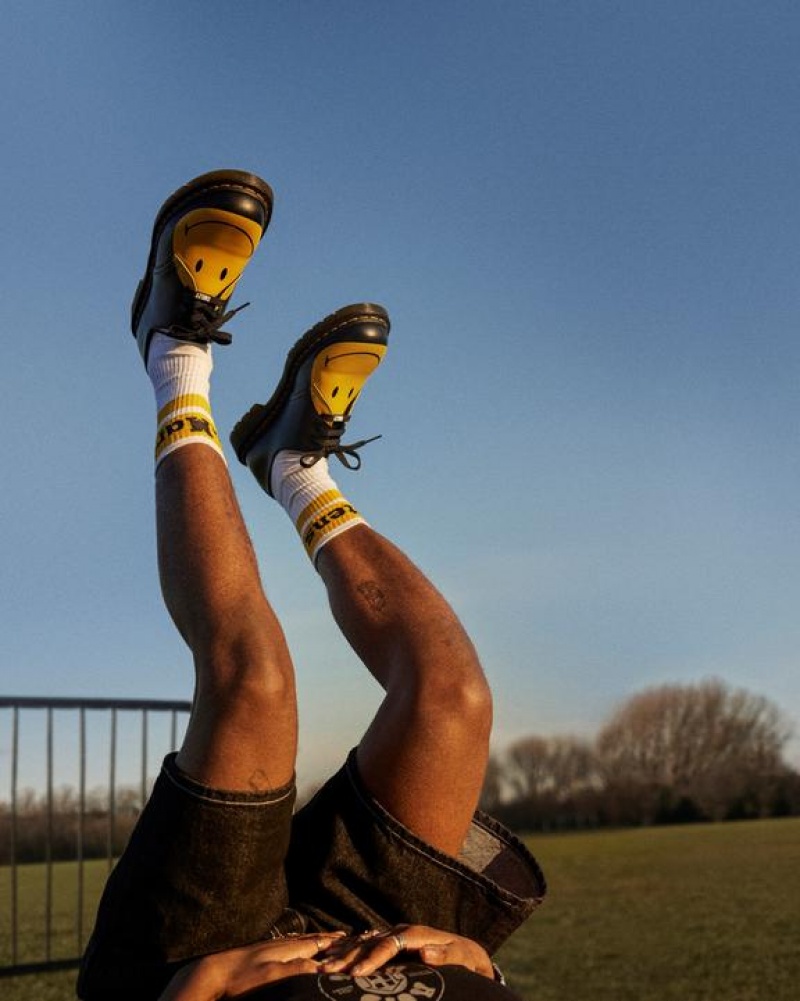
[1,1,798,789]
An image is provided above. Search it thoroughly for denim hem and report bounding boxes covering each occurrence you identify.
[162,751,296,806]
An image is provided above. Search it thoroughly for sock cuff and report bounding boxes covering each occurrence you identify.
[154,402,226,469]
[294,489,348,534]
[157,393,214,425]
[298,491,365,562]
[147,334,214,417]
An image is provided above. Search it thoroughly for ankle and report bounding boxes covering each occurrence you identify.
[147,333,213,411]
[147,334,225,469]
[270,452,366,564]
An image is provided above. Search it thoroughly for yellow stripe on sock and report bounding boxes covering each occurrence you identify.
[157,393,212,425]
[154,410,223,466]
[295,490,345,535]
[299,494,364,561]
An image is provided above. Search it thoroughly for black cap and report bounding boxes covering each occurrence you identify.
[242,962,523,1000]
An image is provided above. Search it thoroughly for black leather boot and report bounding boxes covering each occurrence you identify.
[231,303,390,495]
[131,168,273,366]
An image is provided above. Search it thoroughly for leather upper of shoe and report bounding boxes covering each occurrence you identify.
[132,171,273,366]
[231,304,390,494]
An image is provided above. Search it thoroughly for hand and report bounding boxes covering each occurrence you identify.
[158,932,346,1000]
[318,924,495,980]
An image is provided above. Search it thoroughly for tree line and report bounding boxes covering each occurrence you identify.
[1,679,797,863]
[480,679,800,831]
[0,785,141,864]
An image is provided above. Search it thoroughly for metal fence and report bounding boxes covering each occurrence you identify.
[0,696,191,978]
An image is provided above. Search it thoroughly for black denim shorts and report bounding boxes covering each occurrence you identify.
[78,750,545,1001]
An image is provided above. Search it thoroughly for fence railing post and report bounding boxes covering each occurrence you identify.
[0,696,190,979]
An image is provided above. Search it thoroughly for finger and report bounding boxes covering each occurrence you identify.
[322,936,387,973]
[251,934,344,963]
[261,959,321,982]
[420,942,494,979]
[397,926,494,979]
[322,941,385,976]
[318,935,361,958]
[230,958,319,993]
[319,943,366,972]
[311,932,348,955]
[349,935,410,976]
[391,925,451,950]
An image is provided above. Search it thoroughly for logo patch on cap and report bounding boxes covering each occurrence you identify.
[317,962,445,1001]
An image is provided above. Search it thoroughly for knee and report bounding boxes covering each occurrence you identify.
[194,637,295,712]
[415,665,493,743]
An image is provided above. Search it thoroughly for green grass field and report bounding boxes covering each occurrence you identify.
[498,817,800,1000]
[1,817,798,1000]
[0,857,108,1000]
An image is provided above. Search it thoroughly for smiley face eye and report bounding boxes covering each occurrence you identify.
[195,259,204,272]
[220,267,228,280]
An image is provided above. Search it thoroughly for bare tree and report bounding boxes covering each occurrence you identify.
[479,753,505,813]
[596,679,793,821]
[506,735,601,800]
[483,734,605,830]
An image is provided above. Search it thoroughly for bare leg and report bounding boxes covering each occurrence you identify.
[229,301,490,847]
[157,446,297,792]
[316,524,492,856]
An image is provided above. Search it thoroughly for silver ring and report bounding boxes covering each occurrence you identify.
[391,932,406,952]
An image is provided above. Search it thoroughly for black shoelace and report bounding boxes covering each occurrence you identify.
[159,293,250,347]
[299,424,382,470]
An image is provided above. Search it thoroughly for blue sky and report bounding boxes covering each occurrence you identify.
[1,1,798,789]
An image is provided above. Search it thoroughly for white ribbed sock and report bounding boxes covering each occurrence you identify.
[146,333,225,469]
[270,451,366,563]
